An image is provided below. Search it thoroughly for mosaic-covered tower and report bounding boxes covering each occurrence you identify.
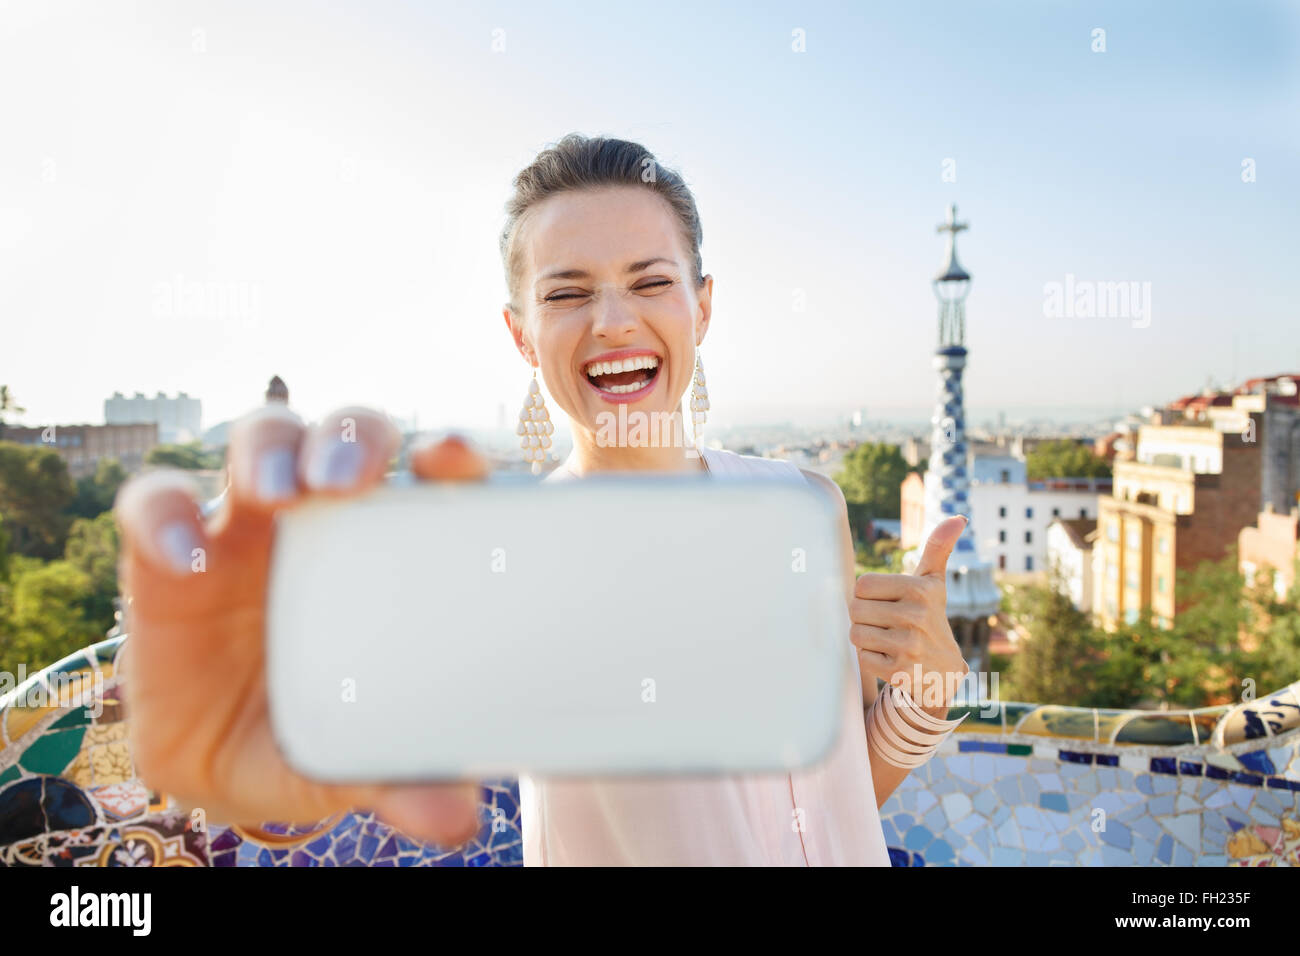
[905,204,1000,671]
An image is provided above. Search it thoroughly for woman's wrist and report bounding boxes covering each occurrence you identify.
[865,684,968,770]
[865,683,958,727]
[882,675,959,722]
[918,701,953,722]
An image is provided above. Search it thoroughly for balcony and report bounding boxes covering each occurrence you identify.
[1027,477,1114,493]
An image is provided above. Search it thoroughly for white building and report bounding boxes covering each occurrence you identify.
[105,390,202,444]
[1046,517,1097,611]
[967,455,1110,573]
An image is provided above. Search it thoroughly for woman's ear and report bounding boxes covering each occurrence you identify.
[502,305,534,365]
[695,274,714,347]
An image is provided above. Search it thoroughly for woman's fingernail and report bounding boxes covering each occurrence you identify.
[305,438,365,490]
[155,521,202,575]
[254,445,298,502]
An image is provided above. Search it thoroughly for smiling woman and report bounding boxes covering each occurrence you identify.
[492,133,971,865]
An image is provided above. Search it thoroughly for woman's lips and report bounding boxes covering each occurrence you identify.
[583,365,662,405]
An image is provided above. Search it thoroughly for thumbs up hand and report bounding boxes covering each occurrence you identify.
[850,515,972,719]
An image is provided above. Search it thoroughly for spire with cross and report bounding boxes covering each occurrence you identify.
[934,203,971,346]
[905,203,1000,673]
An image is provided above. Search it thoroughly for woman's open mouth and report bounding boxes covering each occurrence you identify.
[582,354,661,402]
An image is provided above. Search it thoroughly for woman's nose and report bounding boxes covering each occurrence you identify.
[590,286,640,338]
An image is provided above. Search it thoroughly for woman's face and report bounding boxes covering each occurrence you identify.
[503,185,712,441]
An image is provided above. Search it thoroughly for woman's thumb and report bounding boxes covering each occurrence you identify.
[371,783,482,847]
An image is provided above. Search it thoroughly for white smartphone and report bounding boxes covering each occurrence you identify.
[265,472,850,782]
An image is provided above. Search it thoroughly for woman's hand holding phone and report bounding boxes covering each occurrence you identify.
[113,404,489,846]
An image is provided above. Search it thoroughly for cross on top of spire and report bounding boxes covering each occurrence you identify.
[934,203,971,286]
[938,203,968,237]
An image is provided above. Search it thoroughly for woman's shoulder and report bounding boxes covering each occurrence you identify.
[700,446,808,484]
[703,447,846,511]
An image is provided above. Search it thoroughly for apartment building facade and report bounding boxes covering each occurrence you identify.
[1046,517,1097,612]
[1240,505,1300,601]
[0,423,159,478]
[1094,418,1264,629]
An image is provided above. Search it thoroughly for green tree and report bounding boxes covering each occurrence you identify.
[66,457,127,520]
[0,514,11,584]
[1025,439,1112,480]
[0,384,25,433]
[0,441,75,558]
[0,557,102,679]
[64,511,120,629]
[854,535,904,572]
[1152,551,1252,706]
[1238,558,1300,700]
[998,549,1300,710]
[872,536,900,567]
[145,441,223,470]
[1004,573,1144,707]
[833,442,912,549]
[1099,551,1300,710]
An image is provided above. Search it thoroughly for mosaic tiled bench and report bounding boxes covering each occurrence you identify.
[0,636,519,866]
[881,685,1300,866]
[2,635,1297,866]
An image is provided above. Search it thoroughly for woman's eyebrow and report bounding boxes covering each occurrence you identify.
[537,257,676,283]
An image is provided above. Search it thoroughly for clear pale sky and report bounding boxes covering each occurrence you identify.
[2,0,1297,432]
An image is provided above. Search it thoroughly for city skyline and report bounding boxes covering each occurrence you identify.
[2,0,1296,432]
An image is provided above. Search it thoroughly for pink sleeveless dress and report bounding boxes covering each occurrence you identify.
[518,446,892,866]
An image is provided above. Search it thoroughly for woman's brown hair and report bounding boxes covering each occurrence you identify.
[499,133,705,313]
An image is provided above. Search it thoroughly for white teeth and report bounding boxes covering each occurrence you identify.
[581,354,662,394]
[584,355,660,377]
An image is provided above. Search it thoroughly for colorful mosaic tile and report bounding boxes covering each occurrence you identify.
[0,638,522,867]
[4,636,1299,866]
[881,701,1300,866]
